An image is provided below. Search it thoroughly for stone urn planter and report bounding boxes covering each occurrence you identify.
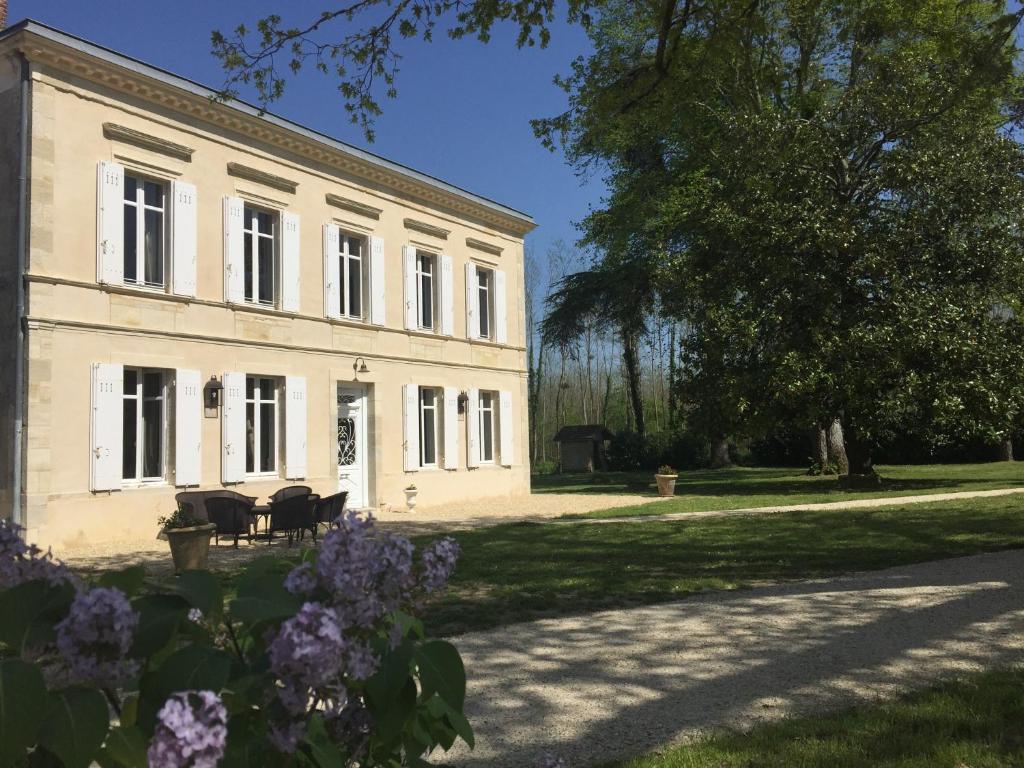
[165,524,216,572]
[404,486,418,512]
[654,466,678,497]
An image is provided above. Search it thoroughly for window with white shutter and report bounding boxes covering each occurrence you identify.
[403,246,418,330]
[245,376,280,475]
[96,162,124,285]
[465,262,479,339]
[221,371,246,483]
[418,387,440,467]
[402,384,419,472]
[478,390,496,463]
[90,363,124,492]
[442,386,459,470]
[323,224,341,319]
[285,375,307,479]
[121,368,169,484]
[174,368,202,487]
[171,180,197,297]
[370,236,386,325]
[494,269,508,344]
[466,386,480,469]
[223,197,245,304]
[499,389,515,466]
[440,254,454,336]
[281,211,301,312]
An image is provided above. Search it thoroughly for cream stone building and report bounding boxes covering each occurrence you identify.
[0,20,535,548]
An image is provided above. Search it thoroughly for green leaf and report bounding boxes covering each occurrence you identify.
[98,725,148,768]
[415,640,466,711]
[130,594,189,658]
[365,640,414,710]
[96,566,146,597]
[303,715,344,768]
[172,570,223,621]
[0,580,75,652]
[0,659,49,764]
[137,646,232,732]
[368,677,416,746]
[444,706,475,749]
[37,687,110,768]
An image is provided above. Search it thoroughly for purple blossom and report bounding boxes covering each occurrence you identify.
[283,562,317,595]
[420,537,460,593]
[268,602,347,715]
[536,753,568,768]
[345,641,379,681]
[147,690,228,768]
[0,520,76,590]
[187,608,204,624]
[268,719,306,754]
[56,586,138,684]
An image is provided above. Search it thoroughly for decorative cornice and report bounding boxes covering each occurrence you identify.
[326,193,382,220]
[403,218,450,240]
[466,237,504,256]
[102,122,193,161]
[227,162,298,194]
[8,25,536,237]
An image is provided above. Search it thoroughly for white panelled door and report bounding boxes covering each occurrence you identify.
[337,386,368,508]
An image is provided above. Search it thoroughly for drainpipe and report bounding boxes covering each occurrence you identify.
[12,53,29,527]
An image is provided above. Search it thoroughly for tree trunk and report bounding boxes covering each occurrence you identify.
[827,417,849,475]
[999,436,1014,462]
[710,435,732,468]
[843,431,875,476]
[813,424,828,473]
[622,329,646,438]
[668,323,678,429]
[0,1,7,30]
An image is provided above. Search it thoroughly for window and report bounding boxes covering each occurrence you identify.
[416,251,435,330]
[419,386,439,467]
[122,368,166,483]
[123,175,165,288]
[477,267,492,339]
[338,234,364,319]
[478,391,495,463]
[244,207,276,305]
[246,376,279,474]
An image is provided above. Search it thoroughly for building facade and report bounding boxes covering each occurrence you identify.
[0,21,535,549]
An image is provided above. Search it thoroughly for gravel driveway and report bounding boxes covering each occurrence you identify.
[445,549,1024,768]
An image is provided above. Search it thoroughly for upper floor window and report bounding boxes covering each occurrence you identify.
[478,390,495,463]
[246,376,279,475]
[416,251,436,330]
[244,207,276,306]
[476,267,493,339]
[338,234,364,319]
[122,368,166,483]
[123,175,166,288]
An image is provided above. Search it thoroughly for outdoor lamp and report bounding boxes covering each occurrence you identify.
[203,375,223,418]
[457,390,469,415]
[353,357,370,379]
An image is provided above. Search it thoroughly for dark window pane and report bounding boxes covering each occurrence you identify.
[348,237,362,258]
[124,175,137,201]
[258,236,274,304]
[420,274,433,328]
[122,399,137,480]
[124,208,137,282]
[257,210,274,235]
[479,286,490,337]
[246,403,255,473]
[422,410,436,465]
[482,411,494,461]
[243,207,254,231]
[260,402,275,472]
[144,209,163,285]
[260,378,275,398]
[123,369,137,395]
[143,180,163,208]
[143,399,162,477]
[338,256,347,315]
[348,258,361,317]
[246,377,255,399]
[142,372,161,398]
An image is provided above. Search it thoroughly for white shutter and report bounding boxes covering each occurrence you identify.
[403,384,420,472]
[499,389,515,466]
[403,246,418,330]
[494,268,508,344]
[221,371,246,483]
[370,235,386,325]
[174,368,202,487]
[440,254,454,336]
[96,162,124,285]
[281,211,301,312]
[465,263,479,339]
[323,224,341,319]
[90,363,123,491]
[223,197,245,303]
[170,180,197,297]
[285,375,307,479]
[442,386,459,470]
[466,387,480,469]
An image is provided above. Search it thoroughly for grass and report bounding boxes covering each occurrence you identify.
[422,493,1024,636]
[530,462,1024,519]
[617,668,1024,768]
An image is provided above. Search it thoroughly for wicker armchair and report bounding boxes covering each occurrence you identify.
[205,496,252,547]
[268,485,313,505]
[267,493,315,546]
[312,491,348,538]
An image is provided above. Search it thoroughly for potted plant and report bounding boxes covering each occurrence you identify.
[654,465,678,497]
[159,507,216,572]
[404,483,419,512]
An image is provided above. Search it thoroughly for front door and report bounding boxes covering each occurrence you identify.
[337,386,368,508]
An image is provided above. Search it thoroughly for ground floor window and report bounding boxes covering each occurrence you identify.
[246,376,279,474]
[122,368,166,482]
[419,386,439,467]
[479,390,495,463]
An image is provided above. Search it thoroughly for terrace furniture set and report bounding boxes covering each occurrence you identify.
[174,487,348,547]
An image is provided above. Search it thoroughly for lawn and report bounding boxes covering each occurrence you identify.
[422,493,1024,636]
[531,462,1024,519]
[617,667,1024,768]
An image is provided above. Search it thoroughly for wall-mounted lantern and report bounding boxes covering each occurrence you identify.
[353,357,370,380]
[457,390,469,415]
[203,375,223,418]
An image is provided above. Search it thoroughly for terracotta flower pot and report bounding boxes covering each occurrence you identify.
[654,474,678,497]
[165,523,216,572]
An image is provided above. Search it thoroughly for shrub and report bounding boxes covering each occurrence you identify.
[656,430,709,471]
[607,430,656,471]
[0,514,472,767]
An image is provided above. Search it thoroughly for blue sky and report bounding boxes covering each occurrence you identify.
[11,1,602,266]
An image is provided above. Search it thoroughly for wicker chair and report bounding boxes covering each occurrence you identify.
[175,490,257,523]
[267,493,315,546]
[268,485,313,505]
[312,491,348,539]
[205,496,252,547]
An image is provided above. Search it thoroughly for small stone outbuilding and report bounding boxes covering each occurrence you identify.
[553,425,614,473]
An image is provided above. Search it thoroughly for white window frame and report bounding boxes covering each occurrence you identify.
[243,206,277,306]
[338,232,365,320]
[246,375,280,476]
[122,367,167,485]
[416,251,436,331]
[123,174,167,290]
[419,386,439,468]
[478,390,496,463]
[476,266,493,340]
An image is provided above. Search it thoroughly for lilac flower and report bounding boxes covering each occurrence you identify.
[268,719,306,754]
[420,537,460,592]
[187,607,204,624]
[536,753,568,768]
[0,520,76,590]
[283,562,317,595]
[268,602,347,715]
[147,690,228,768]
[345,641,379,681]
[56,586,138,684]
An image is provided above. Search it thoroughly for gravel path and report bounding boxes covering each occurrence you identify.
[445,549,1024,768]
